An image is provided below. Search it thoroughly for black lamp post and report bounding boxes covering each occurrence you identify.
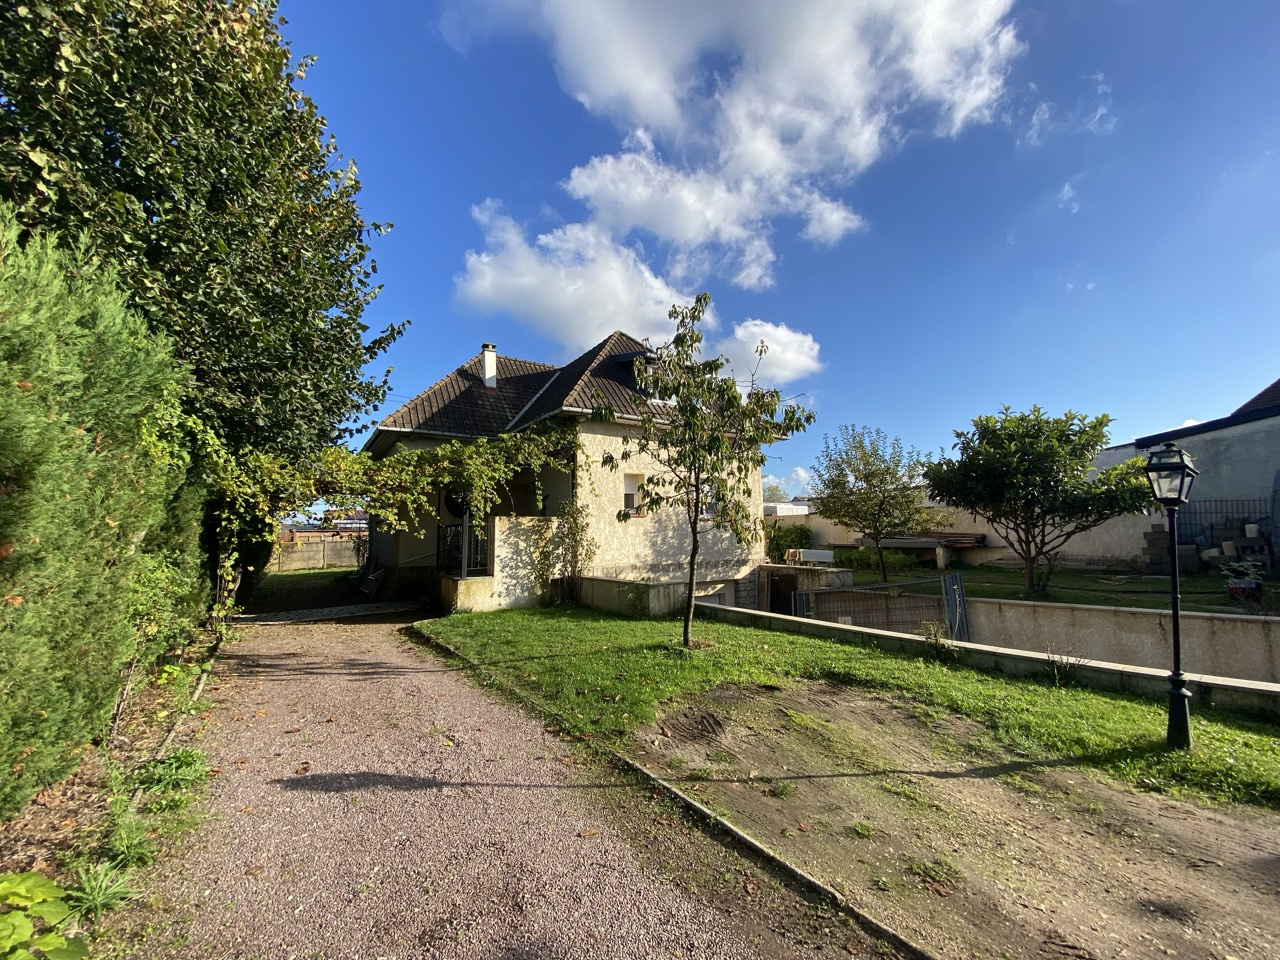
[1144,442,1199,749]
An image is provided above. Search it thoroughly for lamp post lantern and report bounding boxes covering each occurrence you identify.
[1144,442,1199,749]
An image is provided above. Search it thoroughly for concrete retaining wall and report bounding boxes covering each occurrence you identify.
[578,576,736,618]
[695,603,1280,721]
[967,599,1280,685]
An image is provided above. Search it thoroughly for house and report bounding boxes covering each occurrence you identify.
[361,334,765,611]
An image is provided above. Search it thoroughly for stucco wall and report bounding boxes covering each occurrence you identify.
[575,422,763,582]
[442,516,556,612]
[270,539,358,572]
[967,598,1280,684]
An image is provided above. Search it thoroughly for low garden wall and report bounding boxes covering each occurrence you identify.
[271,539,359,572]
[966,599,1280,685]
[578,576,739,617]
[695,603,1280,721]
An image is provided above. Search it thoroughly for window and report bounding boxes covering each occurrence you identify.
[623,474,645,516]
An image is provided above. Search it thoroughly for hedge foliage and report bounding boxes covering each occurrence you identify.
[0,207,202,819]
[763,520,813,563]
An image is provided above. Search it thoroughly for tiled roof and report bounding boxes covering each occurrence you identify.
[369,332,656,446]
[376,352,557,439]
[509,331,653,429]
[1233,377,1280,415]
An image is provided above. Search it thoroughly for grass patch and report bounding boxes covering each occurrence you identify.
[419,606,1280,809]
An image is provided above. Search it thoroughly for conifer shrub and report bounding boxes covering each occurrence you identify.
[0,207,198,819]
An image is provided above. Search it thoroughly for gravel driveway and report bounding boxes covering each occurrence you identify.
[118,612,863,959]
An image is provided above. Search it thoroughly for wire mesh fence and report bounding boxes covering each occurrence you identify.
[792,573,970,640]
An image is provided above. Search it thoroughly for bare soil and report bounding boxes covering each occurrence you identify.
[632,683,1280,960]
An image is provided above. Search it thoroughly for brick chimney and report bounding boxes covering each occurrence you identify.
[481,343,497,390]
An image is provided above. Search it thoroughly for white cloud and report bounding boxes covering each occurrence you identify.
[1181,419,1202,428]
[454,200,693,351]
[1057,181,1080,214]
[444,0,1023,292]
[456,204,822,388]
[1019,71,1117,146]
[763,466,813,497]
[713,318,823,388]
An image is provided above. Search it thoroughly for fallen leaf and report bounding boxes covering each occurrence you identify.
[244,865,263,877]
[577,828,599,838]
[798,822,811,832]
[240,805,254,813]
[326,715,338,723]
[284,727,301,734]
[294,762,311,775]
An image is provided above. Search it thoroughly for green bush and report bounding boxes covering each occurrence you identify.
[764,520,813,562]
[833,546,920,574]
[0,207,198,820]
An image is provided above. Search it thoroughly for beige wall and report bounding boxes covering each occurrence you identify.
[575,422,763,583]
[967,598,1280,684]
[443,516,555,612]
[270,539,358,572]
[1127,417,1280,503]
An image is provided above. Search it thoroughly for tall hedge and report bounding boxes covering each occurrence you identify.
[0,207,195,818]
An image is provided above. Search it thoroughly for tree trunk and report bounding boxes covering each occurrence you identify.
[683,520,700,647]
[874,540,889,582]
[1023,555,1036,598]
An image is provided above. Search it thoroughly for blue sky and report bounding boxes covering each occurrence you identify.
[278,0,1279,494]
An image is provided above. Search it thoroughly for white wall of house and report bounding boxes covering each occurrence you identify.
[575,421,764,583]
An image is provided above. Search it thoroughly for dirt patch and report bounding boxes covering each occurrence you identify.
[633,682,1280,960]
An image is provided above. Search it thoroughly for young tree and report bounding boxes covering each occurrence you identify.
[762,480,788,503]
[924,406,1151,597]
[809,425,938,582]
[597,293,815,646]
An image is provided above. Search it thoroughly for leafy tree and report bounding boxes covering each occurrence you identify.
[764,520,812,563]
[0,1,405,598]
[924,406,1150,597]
[597,293,814,646]
[762,480,788,502]
[809,425,938,581]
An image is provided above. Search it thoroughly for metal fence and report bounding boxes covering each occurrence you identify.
[437,519,493,577]
[792,573,970,641]
[1175,499,1270,544]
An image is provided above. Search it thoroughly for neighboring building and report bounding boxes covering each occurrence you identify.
[764,502,810,517]
[361,335,765,610]
[1100,376,1279,550]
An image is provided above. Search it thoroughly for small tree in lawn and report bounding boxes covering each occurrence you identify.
[598,293,814,647]
[810,425,939,582]
[924,406,1151,598]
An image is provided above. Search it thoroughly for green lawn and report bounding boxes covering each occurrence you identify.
[420,606,1280,809]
